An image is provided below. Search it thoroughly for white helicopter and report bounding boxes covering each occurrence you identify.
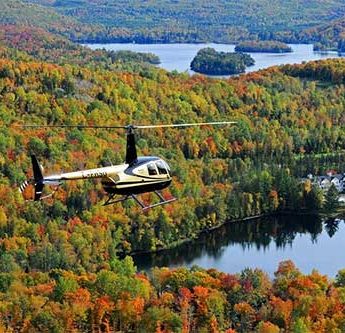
[19,122,235,210]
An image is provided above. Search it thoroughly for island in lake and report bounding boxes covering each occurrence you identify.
[109,50,160,64]
[190,47,255,75]
[235,40,293,53]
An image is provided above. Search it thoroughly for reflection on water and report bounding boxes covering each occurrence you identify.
[132,215,345,277]
[324,218,341,238]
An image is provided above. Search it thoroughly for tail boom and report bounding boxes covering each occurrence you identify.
[20,156,126,201]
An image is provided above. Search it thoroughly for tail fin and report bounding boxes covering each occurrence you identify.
[31,155,44,201]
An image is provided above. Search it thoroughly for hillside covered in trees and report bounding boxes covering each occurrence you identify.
[300,17,345,51]
[0,0,94,39]
[1,0,344,44]
[1,258,345,332]
[0,24,161,73]
[1,51,345,251]
[2,17,345,329]
[2,49,345,256]
[0,34,345,264]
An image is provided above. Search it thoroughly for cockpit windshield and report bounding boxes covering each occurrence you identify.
[156,160,168,175]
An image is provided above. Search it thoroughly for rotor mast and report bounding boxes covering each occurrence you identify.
[125,125,138,165]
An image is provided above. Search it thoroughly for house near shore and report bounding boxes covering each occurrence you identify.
[307,172,345,193]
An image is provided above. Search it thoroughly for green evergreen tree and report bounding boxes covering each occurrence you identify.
[324,184,339,213]
[305,185,323,211]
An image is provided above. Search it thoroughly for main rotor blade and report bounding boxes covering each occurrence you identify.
[20,125,127,129]
[18,121,236,130]
[135,121,237,129]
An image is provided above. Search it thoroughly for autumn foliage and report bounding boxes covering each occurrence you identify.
[0,260,343,332]
[1,24,345,332]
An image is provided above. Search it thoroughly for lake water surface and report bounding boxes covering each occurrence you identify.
[132,215,345,277]
[85,43,342,75]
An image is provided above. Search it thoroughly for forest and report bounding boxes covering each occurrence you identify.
[1,46,345,256]
[235,41,292,53]
[3,53,345,258]
[1,259,345,332]
[0,24,162,75]
[1,0,345,46]
[190,48,255,75]
[300,17,345,52]
[2,15,345,330]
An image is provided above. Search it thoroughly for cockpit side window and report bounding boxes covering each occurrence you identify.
[164,161,171,172]
[147,163,158,175]
[156,161,168,175]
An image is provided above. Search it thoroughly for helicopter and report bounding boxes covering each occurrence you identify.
[19,122,236,210]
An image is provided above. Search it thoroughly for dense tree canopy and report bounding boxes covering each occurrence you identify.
[235,41,292,53]
[0,25,160,71]
[301,16,345,51]
[190,48,255,75]
[1,0,345,44]
[0,260,344,332]
[1,3,345,331]
[1,50,345,260]
[1,9,345,330]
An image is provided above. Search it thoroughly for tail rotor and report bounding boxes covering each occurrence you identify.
[19,180,30,194]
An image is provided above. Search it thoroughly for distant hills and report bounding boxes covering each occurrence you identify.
[0,0,82,34]
[1,0,345,50]
[0,24,161,74]
[301,17,345,51]
[15,0,345,46]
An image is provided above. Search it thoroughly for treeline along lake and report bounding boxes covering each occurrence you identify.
[85,43,342,75]
[133,214,345,277]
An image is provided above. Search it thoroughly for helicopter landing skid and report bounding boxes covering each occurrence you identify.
[103,194,130,206]
[103,191,177,210]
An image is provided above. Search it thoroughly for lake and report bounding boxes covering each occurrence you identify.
[85,43,342,75]
[132,215,345,277]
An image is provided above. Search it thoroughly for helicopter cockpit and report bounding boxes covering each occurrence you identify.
[147,160,170,176]
[131,158,171,178]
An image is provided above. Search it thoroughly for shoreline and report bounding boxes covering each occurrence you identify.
[128,213,268,257]
[81,40,341,54]
[128,208,345,258]
[83,41,315,47]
